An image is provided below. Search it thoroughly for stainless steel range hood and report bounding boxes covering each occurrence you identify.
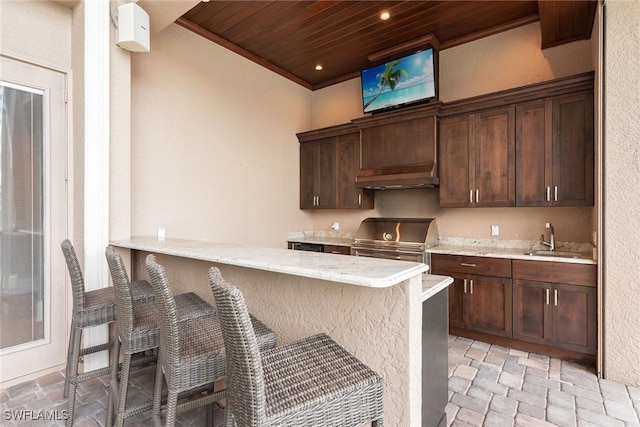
[354,163,439,190]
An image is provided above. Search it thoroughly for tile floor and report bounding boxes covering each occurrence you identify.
[1,336,639,426]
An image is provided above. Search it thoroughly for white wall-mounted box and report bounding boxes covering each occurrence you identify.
[116,3,150,52]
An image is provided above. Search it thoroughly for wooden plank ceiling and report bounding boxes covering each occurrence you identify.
[177,1,596,90]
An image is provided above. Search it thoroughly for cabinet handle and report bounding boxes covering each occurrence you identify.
[316,196,320,207]
[554,289,558,306]
[463,279,467,293]
[470,279,474,294]
[546,186,551,202]
[554,186,558,202]
[546,288,550,305]
[358,194,362,206]
[460,262,476,268]
[475,189,479,203]
[469,190,473,204]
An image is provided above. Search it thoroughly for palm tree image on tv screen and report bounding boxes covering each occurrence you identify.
[361,48,436,114]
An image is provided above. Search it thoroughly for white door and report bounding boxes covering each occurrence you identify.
[0,55,68,383]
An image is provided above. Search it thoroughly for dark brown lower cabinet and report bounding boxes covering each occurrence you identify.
[436,254,597,361]
[512,260,597,355]
[432,254,512,338]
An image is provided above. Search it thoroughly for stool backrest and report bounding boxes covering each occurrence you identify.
[61,239,87,313]
[105,246,134,340]
[208,267,266,426]
[145,254,180,372]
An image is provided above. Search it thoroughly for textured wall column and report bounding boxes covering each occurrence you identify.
[603,0,640,386]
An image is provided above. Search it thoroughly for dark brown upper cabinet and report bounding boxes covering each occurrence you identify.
[440,107,515,207]
[440,72,594,208]
[516,92,594,206]
[298,124,373,210]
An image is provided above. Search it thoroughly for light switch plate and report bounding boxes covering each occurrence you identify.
[491,225,500,236]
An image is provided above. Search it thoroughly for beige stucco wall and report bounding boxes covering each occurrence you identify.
[130,24,313,247]
[0,1,72,70]
[308,22,596,244]
[603,0,640,386]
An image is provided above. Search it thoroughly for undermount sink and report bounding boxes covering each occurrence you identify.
[523,250,583,259]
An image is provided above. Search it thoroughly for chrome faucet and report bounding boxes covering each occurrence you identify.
[541,222,555,252]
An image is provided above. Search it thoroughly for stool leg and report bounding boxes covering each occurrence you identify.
[152,361,164,422]
[63,319,77,398]
[65,326,82,427]
[106,336,121,427]
[224,403,235,427]
[164,389,178,427]
[113,352,132,427]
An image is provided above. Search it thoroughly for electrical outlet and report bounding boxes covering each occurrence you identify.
[491,224,500,236]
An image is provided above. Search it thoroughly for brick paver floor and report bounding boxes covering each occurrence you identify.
[2,336,639,426]
[447,336,640,427]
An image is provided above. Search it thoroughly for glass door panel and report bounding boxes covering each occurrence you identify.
[0,83,45,349]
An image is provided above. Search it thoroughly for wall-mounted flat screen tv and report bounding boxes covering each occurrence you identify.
[361,48,437,114]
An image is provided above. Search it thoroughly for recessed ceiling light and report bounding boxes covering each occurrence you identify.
[380,11,390,20]
[315,65,323,71]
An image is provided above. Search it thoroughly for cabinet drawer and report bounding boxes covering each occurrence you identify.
[431,254,511,278]
[512,260,596,287]
[324,245,351,255]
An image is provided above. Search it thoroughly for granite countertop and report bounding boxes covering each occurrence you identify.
[111,236,428,288]
[287,231,353,247]
[422,274,453,301]
[287,232,597,265]
[427,237,597,265]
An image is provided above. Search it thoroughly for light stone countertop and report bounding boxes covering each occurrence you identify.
[111,236,428,288]
[428,242,597,265]
[422,274,453,301]
[286,231,353,247]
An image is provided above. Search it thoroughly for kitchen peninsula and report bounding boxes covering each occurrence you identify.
[112,237,453,426]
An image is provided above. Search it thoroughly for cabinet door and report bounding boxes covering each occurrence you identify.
[439,115,474,207]
[316,141,336,208]
[552,283,597,354]
[447,273,467,329]
[552,92,594,206]
[515,100,552,206]
[300,144,318,209]
[336,132,373,209]
[467,274,512,337]
[513,279,552,345]
[474,107,515,207]
[299,140,336,209]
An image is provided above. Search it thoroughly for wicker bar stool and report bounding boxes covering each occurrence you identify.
[60,240,154,427]
[208,267,385,427]
[104,246,216,427]
[145,255,277,426]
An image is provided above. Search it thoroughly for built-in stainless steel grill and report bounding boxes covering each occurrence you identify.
[351,217,438,271]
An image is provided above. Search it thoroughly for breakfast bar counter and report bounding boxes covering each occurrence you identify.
[112,237,451,426]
